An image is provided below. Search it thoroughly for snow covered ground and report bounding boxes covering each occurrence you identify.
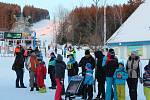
[0,49,147,100]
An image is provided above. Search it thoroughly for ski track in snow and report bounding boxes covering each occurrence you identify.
[0,49,147,100]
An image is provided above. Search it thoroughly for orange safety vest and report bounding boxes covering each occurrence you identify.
[15,47,20,53]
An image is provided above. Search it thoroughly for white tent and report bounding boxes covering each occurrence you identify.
[107,0,150,44]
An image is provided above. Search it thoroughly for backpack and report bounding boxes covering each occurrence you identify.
[24,50,28,57]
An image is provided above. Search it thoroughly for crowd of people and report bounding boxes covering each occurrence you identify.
[11,43,150,100]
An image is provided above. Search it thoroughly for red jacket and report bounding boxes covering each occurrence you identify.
[35,63,47,88]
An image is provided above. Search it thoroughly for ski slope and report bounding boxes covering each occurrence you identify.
[31,19,58,46]
[0,49,147,100]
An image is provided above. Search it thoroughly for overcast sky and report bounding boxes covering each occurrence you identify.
[1,0,129,19]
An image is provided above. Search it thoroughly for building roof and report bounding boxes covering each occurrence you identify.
[107,0,150,45]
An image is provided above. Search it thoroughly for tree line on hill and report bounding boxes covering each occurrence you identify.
[23,6,50,23]
[0,2,21,30]
[0,2,50,31]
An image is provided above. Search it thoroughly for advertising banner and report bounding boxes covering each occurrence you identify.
[127,46,143,56]
[4,32,22,39]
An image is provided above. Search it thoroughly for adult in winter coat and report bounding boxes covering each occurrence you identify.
[12,53,26,88]
[94,50,106,100]
[48,52,56,89]
[105,49,118,100]
[26,51,39,91]
[143,60,150,100]
[79,50,95,99]
[67,54,79,83]
[55,54,66,100]
[113,61,128,100]
[35,59,47,93]
[126,51,141,100]
[79,50,95,76]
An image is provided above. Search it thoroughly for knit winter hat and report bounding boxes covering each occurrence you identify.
[50,52,55,56]
[85,50,90,55]
[118,60,124,66]
[108,48,115,56]
[131,51,137,56]
[31,50,35,55]
[94,50,104,59]
[57,54,63,61]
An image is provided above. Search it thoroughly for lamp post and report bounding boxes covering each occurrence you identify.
[104,0,107,46]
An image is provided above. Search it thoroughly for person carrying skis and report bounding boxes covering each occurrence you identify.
[48,52,56,89]
[35,59,47,93]
[113,61,128,100]
[67,54,79,83]
[55,54,66,100]
[105,48,118,100]
[143,59,150,100]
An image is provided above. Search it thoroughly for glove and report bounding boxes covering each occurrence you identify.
[139,77,143,84]
[117,74,122,79]
[44,75,46,79]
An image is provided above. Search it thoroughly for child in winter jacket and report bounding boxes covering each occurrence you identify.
[48,52,56,89]
[143,60,150,100]
[26,51,39,91]
[35,59,47,93]
[67,54,78,83]
[113,61,128,100]
[83,63,94,100]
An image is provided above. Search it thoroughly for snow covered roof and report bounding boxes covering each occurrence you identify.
[107,0,150,44]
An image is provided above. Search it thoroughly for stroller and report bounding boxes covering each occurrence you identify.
[65,74,84,100]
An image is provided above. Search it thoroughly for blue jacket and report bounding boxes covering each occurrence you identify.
[113,67,128,85]
[84,63,94,85]
[84,70,94,85]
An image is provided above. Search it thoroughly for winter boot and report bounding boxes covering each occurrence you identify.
[36,87,39,91]
[94,96,100,100]
[39,87,47,93]
[30,87,34,91]
[49,86,56,89]
[16,86,21,88]
[20,86,27,88]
